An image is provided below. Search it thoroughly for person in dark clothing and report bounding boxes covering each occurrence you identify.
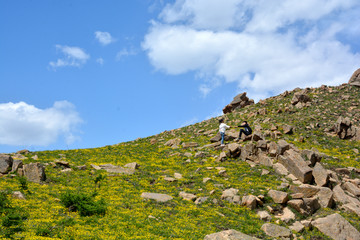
[236,121,252,140]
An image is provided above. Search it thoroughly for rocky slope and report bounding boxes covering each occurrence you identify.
[0,72,360,239]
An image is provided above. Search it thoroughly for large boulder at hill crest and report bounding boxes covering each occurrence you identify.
[223,92,254,114]
[349,68,360,87]
[0,154,13,174]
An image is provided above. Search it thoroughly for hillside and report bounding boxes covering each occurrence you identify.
[0,80,360,239]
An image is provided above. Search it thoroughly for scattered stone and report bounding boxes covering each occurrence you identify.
[180,192,197,201]
[342,203,360,217]
[164,177,176,182]
[283,125,294,134]
[257,211,272,222]
[261,169,270,176]
[174,173,183,179]
[275,207,296,223]
[195,197,208,205]
[76,165,87,170]
[290,221,305,233]
[290,184,320,198]
[291,90,311,105]
[182,142,199,148]
[241,195,257,210]
[61,168,73,173]
[316,187,335,208]
[124,162,140,170]
[313,213,360,240]
[203,178,211,183]
[164,138,181,147]
[204,229,260,240]
[333,184,349,204]
[221,188,239,202]
[261,223,292,238]
[268,190,289,204]
[55,160,70,168]
[98,164,135,175]
[12,191,26,200]
[259,154,273,167]
[141,192,173,202]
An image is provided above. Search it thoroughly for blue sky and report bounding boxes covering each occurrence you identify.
[1,0,359,153]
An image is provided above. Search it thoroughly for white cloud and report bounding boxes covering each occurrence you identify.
[180,117,198,127]
[95,31,115,45]
[49,45,90,69]
[143,0,360,100]
[0,101,83,146]
[116,48,137,61]
[96,57,104,65]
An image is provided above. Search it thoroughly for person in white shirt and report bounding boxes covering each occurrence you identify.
[219,118,230,146]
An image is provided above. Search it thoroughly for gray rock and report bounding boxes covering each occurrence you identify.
[316,187,334,208]
[261,223,291,238]
[241,195,257,210]
[141,192,173,202]
[275,207,295,223]
[273,163,289,176]
[313,162,329,187]
[343,182,360,196]
[0,154,13,174]
[277,140,290,155]
[124,162,140,170]
[204,229,260,240]
[257,211,272,222]
[164,138,181,147]
[290,221,305,233]
[98,164,135,175]
[268,190,289,204]
[195,197,208,205]
[12,191,26,200]
[23,162,46,183]
[349,68,360,87]
[313,213,360,240]
[11,160,23,173]
[280,149,313,183]
[259,154,273,167]
[179,191,197,201]
[342,203,360,217]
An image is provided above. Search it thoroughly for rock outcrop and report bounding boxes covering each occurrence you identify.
[349,68,360,87]
[223,92,254,114]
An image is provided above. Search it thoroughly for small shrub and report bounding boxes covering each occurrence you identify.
[17,176,28,192]
[60,190,107,217]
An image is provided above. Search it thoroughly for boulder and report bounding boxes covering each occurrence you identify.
[277,140,290,155]
[241,195,257,210]
[280,149,313,183]
[275,207,295,223]
[164,138,181,147]
[334,116,359,140]
[290,221,305,233]
[261,223,292,239]
[343,182,360,196]
[23,162,46,183]
[221,188,239,203]
[195,197,208,205]
[257,211,272,222]
[12,191,26,200]
[223,92,254,114]
[240,143,257,161]
[342,203,360,217]
[268,190,289,204]
[290,184,320,198]
[302,149,322,166]
[316,187,334,208]
[259,154,273,167]
[141,192,173,202]
[333,184,349,204]
[283,125,294,134]
[291,90,311,105]
[313,162,329,187]
[11,160,23,173]
[313,213,360,240]
[204,229,260,240]
[0,154,13,174]
[348,68,360,87]
[227,143,241,158]
[273,163,289,176]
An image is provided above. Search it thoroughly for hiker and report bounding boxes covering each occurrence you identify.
[236,121,252,140]
[219,118,230,146]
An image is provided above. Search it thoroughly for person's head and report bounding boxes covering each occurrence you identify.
[243,121,248,124]
[219,118,224,124]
